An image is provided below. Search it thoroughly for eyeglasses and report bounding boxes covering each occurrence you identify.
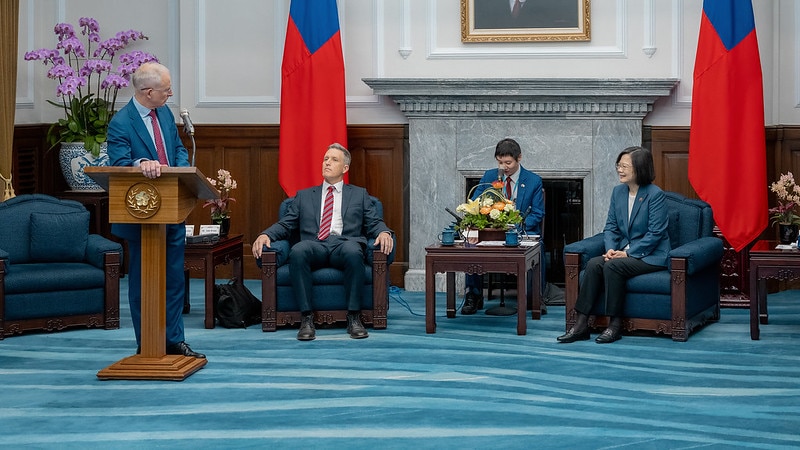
[142,85,173,94]
[616,163,632,170]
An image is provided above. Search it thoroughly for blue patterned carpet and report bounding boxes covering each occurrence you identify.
[1,279,799,449]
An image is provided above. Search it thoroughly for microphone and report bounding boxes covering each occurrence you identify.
[519,206,532,232]
[445,207,462,225]
[180,108,195,136]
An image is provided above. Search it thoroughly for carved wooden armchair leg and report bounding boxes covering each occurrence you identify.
[260,251,278,332]
[371,250,388,330]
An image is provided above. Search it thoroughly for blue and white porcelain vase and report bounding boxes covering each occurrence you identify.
[778,223,799,245]
[58,142,109,191]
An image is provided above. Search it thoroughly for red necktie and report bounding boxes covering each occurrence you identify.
[148,109,169,165]
[505,177,513,199]
[511,0,521,18]
[318,186,334,240]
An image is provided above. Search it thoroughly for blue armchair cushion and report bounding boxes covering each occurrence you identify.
[29,211,89,262]
[3,262,106,295]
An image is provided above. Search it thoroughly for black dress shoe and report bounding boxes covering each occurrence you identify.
[297,314,316,341]
[346,313,369,339]
[461,292,484,315]
[595,328,621,344]
[557,327,590,343]
[166,341,206,358]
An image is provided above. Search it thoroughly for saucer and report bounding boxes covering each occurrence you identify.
[503,243,520,247]
[440,242,455,246]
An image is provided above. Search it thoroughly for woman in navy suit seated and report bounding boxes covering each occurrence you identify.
[558,146,671,344]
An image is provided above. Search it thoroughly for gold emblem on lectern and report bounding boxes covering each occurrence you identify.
[125,183,161,218]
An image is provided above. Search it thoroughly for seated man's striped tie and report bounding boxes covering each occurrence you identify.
[317,186,334,240]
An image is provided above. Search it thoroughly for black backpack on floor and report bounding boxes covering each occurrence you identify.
[214,278,261,328]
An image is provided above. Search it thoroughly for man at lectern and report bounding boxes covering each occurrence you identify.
[107,62,204,359]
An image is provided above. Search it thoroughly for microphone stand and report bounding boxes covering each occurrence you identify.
[182,120,196,166]
[189,134,196,167]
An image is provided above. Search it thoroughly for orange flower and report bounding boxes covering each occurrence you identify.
[480,206,493,215]
[491,180,504,190]
[493,201,506,210]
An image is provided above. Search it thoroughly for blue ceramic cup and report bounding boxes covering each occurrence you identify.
[505,230,519,246]
[439,228,455,246]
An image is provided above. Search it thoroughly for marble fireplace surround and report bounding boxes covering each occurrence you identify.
[363,78,678,291]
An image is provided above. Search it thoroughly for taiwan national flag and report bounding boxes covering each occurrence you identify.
[279,0,348,197]
[688,0,766,252]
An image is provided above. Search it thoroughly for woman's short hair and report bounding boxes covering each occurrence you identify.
[617,146,655,185]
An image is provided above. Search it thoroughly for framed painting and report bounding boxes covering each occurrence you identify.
[461,0,590,42]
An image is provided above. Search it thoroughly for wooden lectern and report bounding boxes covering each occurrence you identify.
[85,167,219,381]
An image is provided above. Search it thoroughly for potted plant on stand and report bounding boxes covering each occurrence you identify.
[769,172,800,244]
[25,17,157,191]
[204,169,237,237]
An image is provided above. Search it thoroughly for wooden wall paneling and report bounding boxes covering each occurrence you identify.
[182,125,282,281]
[11,125,45,195]
[771,127,800,291]
[645,127,698,200]
[176,124,408,285]
[16,122,407,287]
[347,126,409,287]
[645,126,800,305]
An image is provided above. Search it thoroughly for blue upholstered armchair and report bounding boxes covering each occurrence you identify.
[563,191,723,341]
[259,196,395,332]
[0,194,122,339]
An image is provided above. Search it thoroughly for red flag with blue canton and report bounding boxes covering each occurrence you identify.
[280,0,348,197]
[689,0,766,252]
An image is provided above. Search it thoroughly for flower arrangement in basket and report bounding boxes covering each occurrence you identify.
[455,180,522,232]
[24,17,157,157]
[204,169,237,221]
[769,172,800,226]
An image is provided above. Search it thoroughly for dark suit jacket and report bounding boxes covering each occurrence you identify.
[107,99,190,241]
[603,183,671,267]
[262,184,391,246]
[473,165,544,234]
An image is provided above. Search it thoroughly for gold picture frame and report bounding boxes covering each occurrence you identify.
[461,0,590,43]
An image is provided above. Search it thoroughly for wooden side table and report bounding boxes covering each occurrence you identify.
[184,234,244,329]
[425,242,541,335]
[748,239,800,340]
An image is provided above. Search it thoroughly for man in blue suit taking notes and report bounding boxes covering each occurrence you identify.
[462,138,545,315]
[107,62,204,359]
